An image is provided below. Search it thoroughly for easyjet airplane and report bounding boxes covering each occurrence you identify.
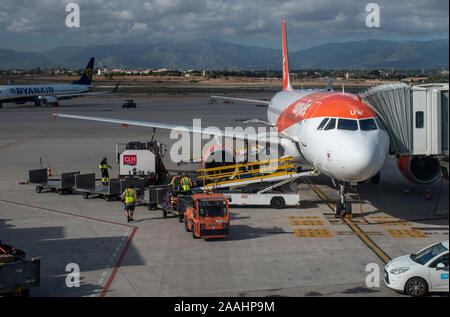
[0,57,118,108]
[55,21,437,216]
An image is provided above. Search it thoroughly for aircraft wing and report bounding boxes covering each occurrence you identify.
[55,82,120,100]
[54,112,285,145]
[210,95,270,105]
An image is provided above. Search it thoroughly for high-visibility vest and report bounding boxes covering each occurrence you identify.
[99,163,108,169]
[181,177,191,190]
[124,188,136,203]
[171,176,181,185]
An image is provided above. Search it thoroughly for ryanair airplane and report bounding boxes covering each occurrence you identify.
[0,57,118,108]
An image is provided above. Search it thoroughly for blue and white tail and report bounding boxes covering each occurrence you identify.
[73,57,94,85]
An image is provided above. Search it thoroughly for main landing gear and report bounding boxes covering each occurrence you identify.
[334,182,352,217]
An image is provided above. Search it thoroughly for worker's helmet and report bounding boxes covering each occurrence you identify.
[177,172,182,176]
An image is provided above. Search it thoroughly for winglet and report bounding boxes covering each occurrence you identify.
[327,78,334,91]
[112,81,120,93]
[282,20,292,91]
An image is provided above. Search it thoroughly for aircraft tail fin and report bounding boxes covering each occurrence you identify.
[281,20,292,91]
[73,57,94,85]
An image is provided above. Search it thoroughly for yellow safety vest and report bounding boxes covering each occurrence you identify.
[171,176,181,185]
[124,188,136,203]
[99,163,108,169]
[181,177,191,190]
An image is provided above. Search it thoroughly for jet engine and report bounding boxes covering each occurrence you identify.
[397,156,441,184]
[38,96,59,106]
[202,145,236,171]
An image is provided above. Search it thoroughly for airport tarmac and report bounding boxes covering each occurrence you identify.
[0,96,448,297]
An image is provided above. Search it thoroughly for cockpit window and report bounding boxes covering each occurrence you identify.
[317,118,329,130]
[324,118,336,130]
[375,118,386,130]
[338,119,358,131]
[359,118,378,131]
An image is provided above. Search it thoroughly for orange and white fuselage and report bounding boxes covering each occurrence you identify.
[263,19,390,183]
[54,20,390,184]
[267,89,390,182]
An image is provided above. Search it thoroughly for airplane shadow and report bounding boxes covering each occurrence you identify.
[0,218,145,297]
[207,224,288,242]
[301,158,449,226]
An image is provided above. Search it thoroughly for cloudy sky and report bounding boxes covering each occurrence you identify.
[0,0,448,52]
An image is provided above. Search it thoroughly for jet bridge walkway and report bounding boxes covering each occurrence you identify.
[361,83,449,157]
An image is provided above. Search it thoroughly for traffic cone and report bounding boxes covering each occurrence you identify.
[47,165,52,177]
[425,188,432,200]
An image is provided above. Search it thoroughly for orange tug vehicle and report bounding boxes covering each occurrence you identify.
[181,193,230,239]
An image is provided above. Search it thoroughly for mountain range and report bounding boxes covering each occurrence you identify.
[0,38,448,70]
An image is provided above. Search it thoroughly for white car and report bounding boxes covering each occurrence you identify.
[384,240,449,297]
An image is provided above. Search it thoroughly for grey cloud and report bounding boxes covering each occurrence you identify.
[0,0,447,51]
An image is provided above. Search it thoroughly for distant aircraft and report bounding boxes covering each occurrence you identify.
[0,57,118,108]
[54,21,441,216]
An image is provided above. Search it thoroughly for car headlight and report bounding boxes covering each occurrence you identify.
[390,267,410,275]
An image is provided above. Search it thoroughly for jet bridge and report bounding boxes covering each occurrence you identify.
[361,83,449,181]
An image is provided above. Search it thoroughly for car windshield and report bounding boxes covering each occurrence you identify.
[198,200,227,217]
[359,118,378,131]
[411,242,448,265]
[338,119,358,131]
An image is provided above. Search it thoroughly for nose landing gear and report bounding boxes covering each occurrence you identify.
[334,182,352,217]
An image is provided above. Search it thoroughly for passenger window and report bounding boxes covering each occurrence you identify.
[324,118,336,130]
[317,118,329,130]
[360,118,378,131]
[416,111,424,129]
[338,119,358,131]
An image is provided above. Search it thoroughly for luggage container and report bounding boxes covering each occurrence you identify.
[0,255,41,296]
[29,168,79,195]
[144,185,192,220]
[74,173,121,201]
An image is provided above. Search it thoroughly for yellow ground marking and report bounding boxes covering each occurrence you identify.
[342,218,391,263]
[290,220,324,226]
[307,182,335,210]
[387,229,429,238]
[375,221,411,226]
[337,231,383,236]
[304,179,391,264]
[294,228,333,238]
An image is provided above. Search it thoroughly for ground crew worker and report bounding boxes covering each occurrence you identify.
[122,184,138,222]
[181,173,192,191]
[99,157,112,186]
[170,172,182,191]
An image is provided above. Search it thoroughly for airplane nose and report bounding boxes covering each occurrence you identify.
[334,132,388,181]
